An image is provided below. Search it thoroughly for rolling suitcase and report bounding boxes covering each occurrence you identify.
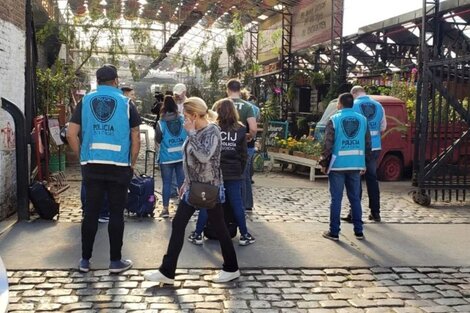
[29,181,59,220]
[127,149,157,217]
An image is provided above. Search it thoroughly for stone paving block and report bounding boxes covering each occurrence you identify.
[6,303,35,311]
[281,287,308,294]
[8,284,35,291]
[256,287,282,294]
[392,308,425,313]
[249,300,272,308]
[393,268,416,273]
[223,300,248,309]
[44,271,69,277]
[361,292,389,300]
[454,305,470,312]
[271,300,296,308]
[282,293,303,300]
[413,285,437,292]
[149,303,180,309]
[36,303,62,311]
[113,281,139,288]
[63,283,88,289]
[82,295,113,302]
[376,299,405,307]
[76,288,100,296]
[434,297,468,305]
[239,281,265,288]
[123,302,148,310]
[20,277,46,284]
[337,308,365,313]
[106,288,130,295]
[47,289,73,296]
[62,302,93,311]
[300,275,324,282]
[319,300,350,308]
[195,302,223,309]
[55,295,80,304]
[112,295,143,302]
[437,290,462,297]
[204,295,226,302]
[49,277,73,283]
[348,299,378,308]
[301,270,325,275]
[257,294,282,301]
[22,289,46,297]
[418,292,442,299]
[421,306,456,312]
[7,277,20,284]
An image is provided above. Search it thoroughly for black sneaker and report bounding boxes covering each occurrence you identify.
[341,214,352,223]
[188,231,203,245]
[368,213,381,222]
[239,233,256,246]
[109,259,133,274]
[322,231,339,241]
[355,232,365,240]
[78,258,90,273]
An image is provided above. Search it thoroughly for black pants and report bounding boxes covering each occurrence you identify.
[81,178,129,261]
[159,200,239,279]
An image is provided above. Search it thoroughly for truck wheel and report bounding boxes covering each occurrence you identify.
[377,155,403,181]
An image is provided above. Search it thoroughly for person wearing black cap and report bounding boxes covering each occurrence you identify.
[67,64,142,274]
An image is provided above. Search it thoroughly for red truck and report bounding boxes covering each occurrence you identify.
[315,95,468,181]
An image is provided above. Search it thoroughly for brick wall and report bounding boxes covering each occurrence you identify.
[0,0,26,220]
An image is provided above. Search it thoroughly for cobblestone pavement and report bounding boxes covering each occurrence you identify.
[7,267,470,312]
[54,167,470,224]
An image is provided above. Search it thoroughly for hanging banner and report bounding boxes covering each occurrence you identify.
[257,14,283,65]
[291,0,343,53]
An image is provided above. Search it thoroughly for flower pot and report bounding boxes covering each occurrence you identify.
[279,148,290,155]
[267,147,279,153]
[49,153,66,173]
[293,151,306,158]
[306,155,320,160]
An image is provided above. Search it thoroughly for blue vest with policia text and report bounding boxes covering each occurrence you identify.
[330,108,368,171]
[353,95,384,151]
[80,85,131,166]
[158,116,187,164]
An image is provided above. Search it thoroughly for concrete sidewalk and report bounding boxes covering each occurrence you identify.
[1,220,469,270]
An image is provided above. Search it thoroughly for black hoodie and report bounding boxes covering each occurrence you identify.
[220,124,248,180]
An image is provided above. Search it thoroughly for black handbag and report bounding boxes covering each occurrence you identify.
[188,182,219,209]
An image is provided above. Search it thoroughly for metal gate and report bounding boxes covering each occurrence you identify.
[413,57,470,205]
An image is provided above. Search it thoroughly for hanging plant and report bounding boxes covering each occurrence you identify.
[209,47,222,84]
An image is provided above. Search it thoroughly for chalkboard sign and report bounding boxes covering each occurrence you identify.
[266,121,289,146]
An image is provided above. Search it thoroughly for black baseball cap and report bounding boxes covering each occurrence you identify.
[96,64,118,83]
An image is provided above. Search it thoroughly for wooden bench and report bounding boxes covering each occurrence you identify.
[269,152,320,181]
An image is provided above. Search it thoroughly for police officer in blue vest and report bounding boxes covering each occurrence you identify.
[68,64,142,273]
[320,93,371,241]
[341,86,386,223]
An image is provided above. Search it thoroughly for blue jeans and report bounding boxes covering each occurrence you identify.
[328,171,363,236]
[195,180,248,236]
[241,147,255,209]
[160,162,184,207]
[362,150,381,215]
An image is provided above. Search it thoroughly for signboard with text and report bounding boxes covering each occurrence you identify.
[258,14,283,65]
[291,0,343,53]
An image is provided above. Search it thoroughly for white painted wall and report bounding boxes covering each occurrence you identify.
[0,19,26,220]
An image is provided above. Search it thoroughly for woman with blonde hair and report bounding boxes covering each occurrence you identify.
[144,97,240,284]
[189,98,255,246]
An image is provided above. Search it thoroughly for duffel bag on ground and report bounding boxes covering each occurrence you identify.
[29,181,59,220]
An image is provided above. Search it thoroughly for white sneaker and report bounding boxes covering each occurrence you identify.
[143,270,174,285]
[211,270,240,283]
